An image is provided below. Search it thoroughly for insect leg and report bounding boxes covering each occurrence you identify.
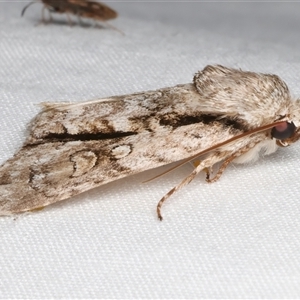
[94,20,124,35]
[41,5,52,24]
[65,13,73,26]
[157,152,225,221]
[205,155,236,183]
[192,160,212,180]
[206,141,261,183]
[76,14,84,26]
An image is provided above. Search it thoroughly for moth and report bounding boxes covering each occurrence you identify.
[0,65,299,220]
[21,0,118,28]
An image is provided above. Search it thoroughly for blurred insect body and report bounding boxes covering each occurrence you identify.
[21,0,118,29]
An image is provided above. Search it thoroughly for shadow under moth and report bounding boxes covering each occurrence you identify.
[0,65,299,220]
[21,0,118,28]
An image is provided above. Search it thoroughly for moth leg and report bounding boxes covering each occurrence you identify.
[43,6,51,23]
[206,138,259,183]
[192,160,211,180]
[65,13,73,26]
[95,21,124,35]
[76,14,84,27]
[35,6,46,26]
[207,142,260,183]
[157,153,224,221]
[206,155,237,183]
[36,5,52,25]
[203,167,212,181]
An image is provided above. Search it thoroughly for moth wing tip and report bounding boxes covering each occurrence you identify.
[0,210,15,217]
[39,101,71,110]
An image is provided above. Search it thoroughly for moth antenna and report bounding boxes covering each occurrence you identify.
[21,1,37,17]
[146,121,287,185]
[142,161,187,183]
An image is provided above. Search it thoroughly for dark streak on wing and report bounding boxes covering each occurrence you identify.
[39,114,244,144]
[160,114,245,131]
[29,131,137,145]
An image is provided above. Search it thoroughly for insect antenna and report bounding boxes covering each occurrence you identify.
[21,1,37,17]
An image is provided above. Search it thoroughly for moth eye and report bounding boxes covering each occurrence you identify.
[271,121,296,140]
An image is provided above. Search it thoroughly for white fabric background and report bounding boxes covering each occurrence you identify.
[1,1,300,298]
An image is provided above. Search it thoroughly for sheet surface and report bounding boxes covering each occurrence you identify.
[1,2,300,298]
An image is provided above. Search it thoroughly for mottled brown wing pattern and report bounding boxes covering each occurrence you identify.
[1,65,299,218]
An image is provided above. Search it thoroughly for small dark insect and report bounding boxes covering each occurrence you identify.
[21,0,118,30]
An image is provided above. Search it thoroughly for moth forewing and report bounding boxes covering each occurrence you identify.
[0,65,299,219]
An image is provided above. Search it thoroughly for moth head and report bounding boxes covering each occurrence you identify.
[271,121,300,146]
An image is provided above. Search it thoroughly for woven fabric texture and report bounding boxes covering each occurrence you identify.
[1,2,300,298]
